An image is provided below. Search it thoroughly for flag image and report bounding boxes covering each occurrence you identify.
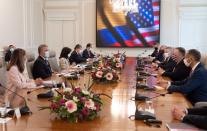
[96,0,160,47]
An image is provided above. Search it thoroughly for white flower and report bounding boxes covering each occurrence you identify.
[85,99,95,110]
[82,90,90,95]
[63,88,72,93]
[90,93,94,98]
[51,88,58,97]
[73,96,79,102]
[105,72,113,81]
[96,71,103,78]
[65,100,77,113]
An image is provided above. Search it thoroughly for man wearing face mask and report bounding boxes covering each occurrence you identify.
[32,44,52,79]
[153,45,166,63]
[69,44,86,64]
[158,47,191,81]
[160,49,207,105]
[82,43,95,59]
[150,43,159,57]
[158,47,177,72]
[5,45,16,63]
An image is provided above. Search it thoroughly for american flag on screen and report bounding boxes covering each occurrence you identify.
[128,0,160,46]
[97,0,160,47]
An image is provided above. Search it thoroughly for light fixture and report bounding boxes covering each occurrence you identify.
[109,0,139,15]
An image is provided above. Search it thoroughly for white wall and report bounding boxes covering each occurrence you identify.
[0,0,44,56]
[0,0,24,48]
[0,0,207,57]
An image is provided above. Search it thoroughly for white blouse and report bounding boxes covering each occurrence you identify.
[59,58,69,70]
[5,66,36,108]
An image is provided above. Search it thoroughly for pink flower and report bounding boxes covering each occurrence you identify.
[74,88,81,94]
[95,103,101,111]
[65,100,77,113]
[51,103,58,110]
[81,107,89,116]
[59,99,66,106]
[96,71,103,78]
[105,72,113,81]
[85,99,95,110]
[80,97,86,103]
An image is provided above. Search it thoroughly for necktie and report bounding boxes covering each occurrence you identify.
[88,51,91,57]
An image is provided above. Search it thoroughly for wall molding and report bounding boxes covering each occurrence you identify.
[44,9,77,21]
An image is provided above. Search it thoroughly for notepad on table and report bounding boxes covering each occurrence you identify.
[166,123,205,131]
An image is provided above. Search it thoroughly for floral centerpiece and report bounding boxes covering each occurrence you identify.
[91,67,119,83]
[40,87,103,123]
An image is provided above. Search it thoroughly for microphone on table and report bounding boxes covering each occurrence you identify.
[132,89,170,101]
[128,102,162,128]
[1,85,32,116]
[129,91,169,122]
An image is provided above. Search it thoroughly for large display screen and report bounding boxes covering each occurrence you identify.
[96,0,160,47]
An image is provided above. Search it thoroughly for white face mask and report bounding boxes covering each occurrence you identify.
[44,51,49,58]
[10,48,14,52]
[164,53,169,58]
[184,58,191,67]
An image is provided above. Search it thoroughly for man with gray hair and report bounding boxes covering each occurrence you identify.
[32,44,52,79]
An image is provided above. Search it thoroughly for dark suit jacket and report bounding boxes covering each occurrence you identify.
[4,50,12,62]
[69,51,86,64]
[159,57,177,72]
[150,49,158,57]
[153,51,164,62]
[168,63,207,104]
[183,107,207,129]
[32,56,52,79]
[162,59,191,81]
[82,49,95,59]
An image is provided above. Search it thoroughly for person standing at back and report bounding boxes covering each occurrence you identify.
[32,44,52,79]
[5,45,16,63]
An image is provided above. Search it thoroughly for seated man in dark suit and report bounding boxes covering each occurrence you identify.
[159,47,177,72]
[159,49,207,105]
[172,105,207,130]
[32,44,52,79]
[153,45,165,63]
[159,47,191,81]
[82,43,95,59]
[69,44,86,64]
[150,44,159,57]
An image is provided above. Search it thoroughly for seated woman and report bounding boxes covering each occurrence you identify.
[5,48,43,108]
[59,47,72,70]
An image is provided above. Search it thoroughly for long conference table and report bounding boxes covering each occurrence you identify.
[2,57,191,131]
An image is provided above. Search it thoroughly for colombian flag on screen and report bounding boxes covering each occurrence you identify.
[96,0,160,47]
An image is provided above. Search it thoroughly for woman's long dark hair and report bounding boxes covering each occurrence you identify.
[59,47,72,59]
[7,48,26,73]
